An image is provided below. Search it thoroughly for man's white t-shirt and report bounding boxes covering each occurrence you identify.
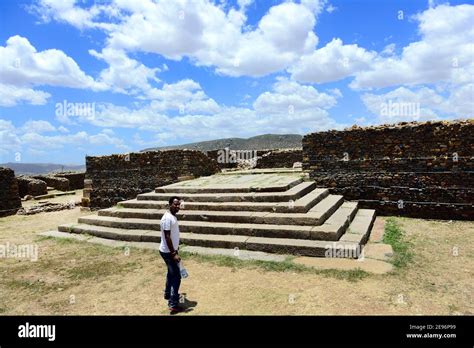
[159,211,180,253]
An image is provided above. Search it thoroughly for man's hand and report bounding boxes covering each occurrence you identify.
[173,253,181,263]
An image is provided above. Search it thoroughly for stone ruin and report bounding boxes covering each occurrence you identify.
[1,119,472,222]
[206,148,303,170]
[83,149,219,209]
[0,167,22,217]
[0,169,85,216]
[303,120,473,220]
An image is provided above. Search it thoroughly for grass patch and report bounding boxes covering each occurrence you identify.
[3,278,71,293]
[65,260,138,280]
[36,235,120,255]
[180,251,369,282]
[383,218,413,269]
[36,235,80,245]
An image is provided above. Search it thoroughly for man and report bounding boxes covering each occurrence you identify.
[159,196,183,314]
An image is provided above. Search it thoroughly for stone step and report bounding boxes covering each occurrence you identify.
[308,194,344,220]
[99,194,344,226]
[119,188,329,213]
[139,181,316,202]
[339,209,377,245]
[57,223,361,258]
[78,211,348,241]
[311,201,359,240]
[155,177,303,193]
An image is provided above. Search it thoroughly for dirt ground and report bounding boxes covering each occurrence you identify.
[0,197,472,315]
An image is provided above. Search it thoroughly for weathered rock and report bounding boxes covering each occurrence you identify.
[53,171,85,189]
[16,201,79,215]
[32,175,70,191]
[17,176,48,197]
[0,167,22,217]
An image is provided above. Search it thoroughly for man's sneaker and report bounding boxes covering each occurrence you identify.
[169,306,185,315]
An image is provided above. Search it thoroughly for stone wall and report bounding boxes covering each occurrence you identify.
[0,167,22,217]
[303,120,474,220]
[207,148,302,169]
[53,172,85,190]
[33,175,70,191]
[86,150,220,208]
[17,176,48,197]
[255,149,302,168]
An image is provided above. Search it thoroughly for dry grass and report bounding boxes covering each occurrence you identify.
[0,202,472,315]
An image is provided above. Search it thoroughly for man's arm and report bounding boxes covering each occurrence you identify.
[164,230,181,262]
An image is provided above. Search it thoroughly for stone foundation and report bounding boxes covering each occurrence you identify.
[303,120,474,220]
[17,176,48,197]
[207,148,302,169]
[255,149,302,168]
[0,167,22,217]
[32,175,70,191]
[53,172,85,190]
[86,150,219,208]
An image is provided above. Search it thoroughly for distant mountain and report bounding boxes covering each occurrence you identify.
[142,134,303,152]
[0,162,86,175]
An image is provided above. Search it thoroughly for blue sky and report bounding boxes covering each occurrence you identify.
[0,0,472,164]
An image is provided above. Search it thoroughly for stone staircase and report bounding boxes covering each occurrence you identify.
[57,174,376,258]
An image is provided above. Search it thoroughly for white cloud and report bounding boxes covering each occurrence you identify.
[326,4,337,13]
[21,120,56,133]
[147,79,220,114]
[381,43,396,56]
[0,120,22,155]
[0,118,129,158]
[57,126,69,133]
[59,77,343,143]
[89,47,160,94]
[33,0,325,77]
[288,38,376,84]
[0,83,50,106]
[28,0,118,31]
[0,35,107,106]
[351,4,474,89]
[361,84,473,123]
[0,35,104,90]
[253,77,339,114]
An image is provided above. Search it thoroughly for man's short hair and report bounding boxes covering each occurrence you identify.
[169,196,181,206]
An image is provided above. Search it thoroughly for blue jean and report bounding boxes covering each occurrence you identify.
[159,251,181,308]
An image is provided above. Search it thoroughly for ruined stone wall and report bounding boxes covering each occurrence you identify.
[303,120,474,220]
[53,172,85,190]
[0,167,22,217]
[207,148,302,169]
[86,150,220,208]
[17,176,48,197]
[255,149,302,168]
[32,175,69,191]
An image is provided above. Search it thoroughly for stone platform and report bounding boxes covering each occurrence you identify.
[57,170,376,258]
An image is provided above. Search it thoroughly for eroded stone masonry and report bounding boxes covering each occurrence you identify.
[303,120,474,220]
[206,148,302,169]
[0,167,21,217]
[85,150,220,208]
